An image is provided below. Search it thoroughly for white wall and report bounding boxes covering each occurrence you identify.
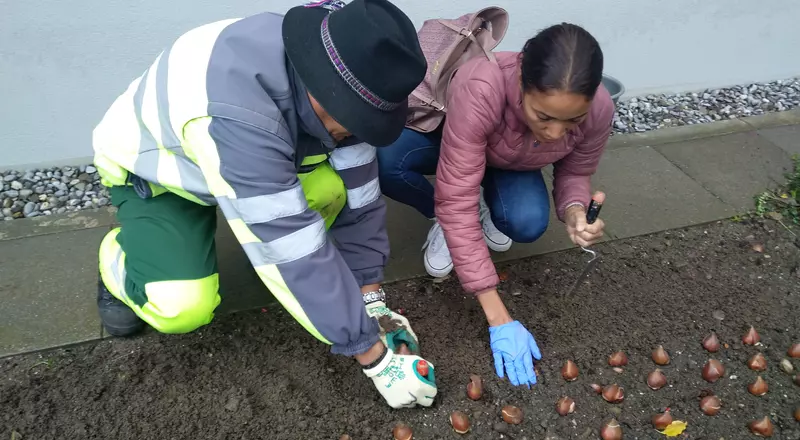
[1,0,799,169]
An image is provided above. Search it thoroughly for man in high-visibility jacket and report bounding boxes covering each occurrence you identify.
[92,0,437,408]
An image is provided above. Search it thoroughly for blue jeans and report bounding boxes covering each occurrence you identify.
[377,128,550,243]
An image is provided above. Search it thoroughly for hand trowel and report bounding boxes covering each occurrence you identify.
[563,198,603,298]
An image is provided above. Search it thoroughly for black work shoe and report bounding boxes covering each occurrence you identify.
[97,274,145,337]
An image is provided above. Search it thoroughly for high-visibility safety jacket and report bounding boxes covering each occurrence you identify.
[92,12,388,356]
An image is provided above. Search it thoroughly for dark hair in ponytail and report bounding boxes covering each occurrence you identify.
[521,23,604,99]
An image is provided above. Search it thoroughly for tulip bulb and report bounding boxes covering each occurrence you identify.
[781,358,794,374]
[700,395,721,416]
[608,351,628,367]
[789,343,800,358]
[601,384,625,403]
[747,353,767,371]
[501,405,523,425]
[590,383,604,394]
[794,407,800,422]
[393,423,413,440]
[449,411,470,434]
[748,416,774,437]
[556,396,575,416]
[652,345,670,365]
[702,359,725,383]
[561,360,579,381]
[742,326,760,345]
[647,369,667,390]
[795,373,800,386]
[702,332,721,352]
[415,360,429,377]
[600,418,623,440]
[748,375,768,396]
[652,409,673,430]
[466,374,483,400]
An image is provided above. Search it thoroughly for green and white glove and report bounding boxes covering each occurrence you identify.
[363,347,437,409]
[365,300,420,354]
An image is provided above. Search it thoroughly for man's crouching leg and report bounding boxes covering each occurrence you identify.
[99,227,221,335]
[98,185,221,336]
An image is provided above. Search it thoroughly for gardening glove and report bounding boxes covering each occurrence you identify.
[363,347,437,409]
[489,320,542,387]
[365,301,420,355]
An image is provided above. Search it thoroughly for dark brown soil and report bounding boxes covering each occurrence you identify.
[2,219,800,440]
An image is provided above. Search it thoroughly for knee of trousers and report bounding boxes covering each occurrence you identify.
[99,228,221,334]
[499,209,550,243]
[140,276,221,334]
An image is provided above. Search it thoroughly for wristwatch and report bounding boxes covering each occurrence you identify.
[362,287,386,305]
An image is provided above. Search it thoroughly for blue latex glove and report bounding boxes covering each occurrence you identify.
[489,320,542,387]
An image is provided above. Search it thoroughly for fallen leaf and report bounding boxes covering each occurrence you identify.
[659,420,687,437]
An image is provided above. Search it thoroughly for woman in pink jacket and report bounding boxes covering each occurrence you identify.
[377,23,614,387]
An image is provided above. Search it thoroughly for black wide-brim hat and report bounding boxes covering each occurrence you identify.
[282,0,427,147]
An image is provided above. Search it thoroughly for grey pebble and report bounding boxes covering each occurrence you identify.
[3,174,16,182]
[10,181,23,190]
[86,165,97,173]
[5,190,19,198]
[23,202,36,216]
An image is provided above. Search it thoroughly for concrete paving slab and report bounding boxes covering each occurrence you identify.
[0,208,117,242]
[606,119,751,151]
[0,227,105,357]
[743,109,800,129]
[655,132,793,211]
[757,125,800,157]
[214,211,272,315]
[382,198,437,283]
[590,146,736,239]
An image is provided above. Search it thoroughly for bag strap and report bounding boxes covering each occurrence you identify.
[437,19,497,63]
[411,90,445,110]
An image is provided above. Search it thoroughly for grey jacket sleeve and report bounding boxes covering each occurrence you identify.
[202,116,380,357]
[328,140,390,287]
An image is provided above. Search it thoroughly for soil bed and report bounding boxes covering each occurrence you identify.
[2,219,800,439]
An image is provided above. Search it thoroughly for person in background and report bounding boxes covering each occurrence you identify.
[92,0,437,408]
[377,23,614,387]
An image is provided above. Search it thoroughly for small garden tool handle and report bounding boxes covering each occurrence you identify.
[586,198,603,225]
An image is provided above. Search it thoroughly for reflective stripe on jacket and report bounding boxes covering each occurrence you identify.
[92,12,388,356]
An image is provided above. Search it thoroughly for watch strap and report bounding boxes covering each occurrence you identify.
[362,287,386,305]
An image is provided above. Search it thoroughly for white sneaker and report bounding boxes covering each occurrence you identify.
[480,191,512,252]
[422,220,453,278]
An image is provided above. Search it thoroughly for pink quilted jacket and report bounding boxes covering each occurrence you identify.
[434,51,614,294]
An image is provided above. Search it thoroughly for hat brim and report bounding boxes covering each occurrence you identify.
[282,7,407,147]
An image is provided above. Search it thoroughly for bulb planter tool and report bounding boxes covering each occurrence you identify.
[564,199,603,298]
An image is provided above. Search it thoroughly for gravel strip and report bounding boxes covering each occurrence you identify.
[2,165,108,220]
[3,77,800,220]
[613,77,799,133]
